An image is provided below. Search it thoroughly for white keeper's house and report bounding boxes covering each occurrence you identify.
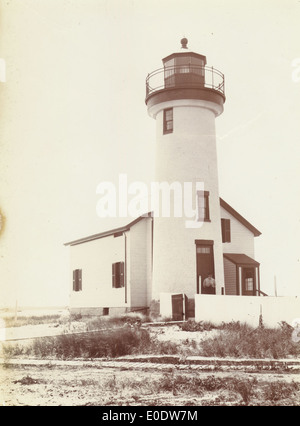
[65,39,300,325]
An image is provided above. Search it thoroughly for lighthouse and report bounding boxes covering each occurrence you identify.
[66,38,263,320]
[146,38,226,305]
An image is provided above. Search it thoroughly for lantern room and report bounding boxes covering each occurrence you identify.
[163,37,207,88]
[145,38,225,113]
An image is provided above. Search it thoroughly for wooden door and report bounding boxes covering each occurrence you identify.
[196,243,215,294]
[171,294,188,321]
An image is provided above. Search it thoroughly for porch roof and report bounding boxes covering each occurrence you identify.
[223,253,260,267]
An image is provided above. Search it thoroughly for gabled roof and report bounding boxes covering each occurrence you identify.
[223,253,260,267]
[220,198,261,237]
[65,198,261,247]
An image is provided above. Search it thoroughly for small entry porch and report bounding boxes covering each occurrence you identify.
[223,253,261,296]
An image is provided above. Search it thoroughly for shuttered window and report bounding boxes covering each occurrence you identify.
[197,191,210,222]
[73,269,82,292]
[221,218,231,243]
[112,262,125,288]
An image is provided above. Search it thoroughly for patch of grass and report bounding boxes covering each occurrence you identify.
[4,326,151,359]
[3,315,60,328]
[263,381,299,403]
[179,320,216,332]
[157,373,251,398]
[2,343,28,359]
[3,317,299,361]
[200,322,300,359]
[98,371,299,406]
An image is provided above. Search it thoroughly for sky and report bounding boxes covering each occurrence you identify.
[0,0,299,307]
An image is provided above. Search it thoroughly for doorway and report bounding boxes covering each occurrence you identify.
[196,241,215,294]
[242,268,256,296]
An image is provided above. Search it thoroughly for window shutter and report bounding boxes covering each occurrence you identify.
[73,269,82,291]
[226,220,231,242]
[112,263,116,288]
[120,262,124,288]
[225,219,231,243]
[221,219,231,243]
[204,193,210,221]
[78,269,82,291]
[112,262,125,288]
[221,219,225,242]
[73,270,76,291]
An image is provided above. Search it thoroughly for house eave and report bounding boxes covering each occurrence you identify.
[220,198,261,237]
[64,212,153,246]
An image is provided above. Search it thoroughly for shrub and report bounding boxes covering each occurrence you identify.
[2,343,27,359]
[152,341,179,355]
[29,326,151,359]
[263,381,299,403]
[231,378,257,405]
[157,373,225,395]
[155,373,257,404]
[180,320,216,332]
[200,324,300,359]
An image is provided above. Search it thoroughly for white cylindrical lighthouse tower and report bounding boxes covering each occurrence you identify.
[146,38,226,306]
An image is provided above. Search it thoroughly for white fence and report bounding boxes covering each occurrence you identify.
[195,295,300,328]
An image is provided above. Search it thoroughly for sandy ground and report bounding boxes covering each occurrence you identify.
[1,360,300,406]
[1,309,300,406]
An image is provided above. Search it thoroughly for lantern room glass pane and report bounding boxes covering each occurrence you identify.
[175,55,190,73]
[164,58,175,78]
[191,57,205,76]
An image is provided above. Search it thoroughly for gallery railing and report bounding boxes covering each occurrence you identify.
[146,65,225,100]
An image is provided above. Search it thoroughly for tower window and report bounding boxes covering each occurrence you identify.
[163,108,173,134]
[73,269,82,292]
[197,191,210,222]
[221,218,231,243]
